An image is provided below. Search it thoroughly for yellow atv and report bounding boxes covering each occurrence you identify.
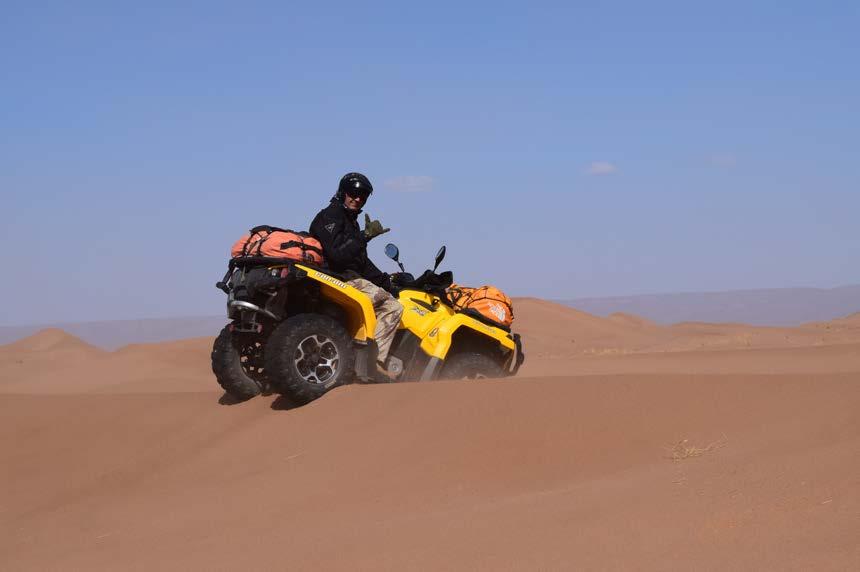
[211,244,524,403]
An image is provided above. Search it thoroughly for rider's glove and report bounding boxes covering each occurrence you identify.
[390,272,415,285]
[363,213,390,241]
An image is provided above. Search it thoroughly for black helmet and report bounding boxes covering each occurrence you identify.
[336,172,374,202]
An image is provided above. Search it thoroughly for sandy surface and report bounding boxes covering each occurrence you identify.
[2,300,859,570]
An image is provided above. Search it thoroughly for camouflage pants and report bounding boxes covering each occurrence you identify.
[347,278,404,364]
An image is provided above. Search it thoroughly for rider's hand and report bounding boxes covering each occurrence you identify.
[364,213,390,241]
[391,272,415,285]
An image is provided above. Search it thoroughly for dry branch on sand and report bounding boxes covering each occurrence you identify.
[665,434,728,461]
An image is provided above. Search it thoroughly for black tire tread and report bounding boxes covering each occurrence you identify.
[440,351,505,380]
[211,326,264,401]
[264,314,355,404]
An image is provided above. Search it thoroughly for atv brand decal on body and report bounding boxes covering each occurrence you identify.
[409,305,428,317]
[313,272,348,289]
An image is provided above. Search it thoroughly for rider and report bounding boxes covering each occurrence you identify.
[310,172,404,375]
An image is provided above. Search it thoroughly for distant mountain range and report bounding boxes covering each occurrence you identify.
[2,285,859,350]
[560,285,860,326]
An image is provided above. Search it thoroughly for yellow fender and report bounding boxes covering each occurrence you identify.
[420,313,516,359]
[295,265,377,342]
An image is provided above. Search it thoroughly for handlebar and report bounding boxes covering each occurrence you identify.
[390,269,453,297]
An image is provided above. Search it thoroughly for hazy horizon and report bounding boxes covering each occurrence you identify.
[2,283,858,351]
[0,282,856,328]
[3,1,859,325]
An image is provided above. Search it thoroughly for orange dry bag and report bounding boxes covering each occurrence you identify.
[447,284,514,328]
[231,225,325,266]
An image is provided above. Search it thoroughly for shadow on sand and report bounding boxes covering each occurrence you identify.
[217,392,246,406]
[217,391,301,411]
[270,394,301,411]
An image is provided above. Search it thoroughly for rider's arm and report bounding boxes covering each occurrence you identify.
[362,257,391,291]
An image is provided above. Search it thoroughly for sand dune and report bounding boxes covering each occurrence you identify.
[0,329,105,384]
[2,301,859,570]
[608,311,660,328]
[514,299,860,374]
[0,328,102,357]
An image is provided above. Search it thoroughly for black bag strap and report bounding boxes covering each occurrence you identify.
[278,240,324,256]
[447,285,471,306]
[240,235,254,257]
[466,287,512,309]
[243,226,294,257]
[249,224,291,234]
[239,226,315,258]
[461,308,512,332]
[242,232,268,257]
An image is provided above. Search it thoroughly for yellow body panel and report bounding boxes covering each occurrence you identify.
[294,265,377,342]
[397,289,515,359]
[291,265,514,360]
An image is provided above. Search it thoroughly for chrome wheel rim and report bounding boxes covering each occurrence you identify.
[293,334,340,385]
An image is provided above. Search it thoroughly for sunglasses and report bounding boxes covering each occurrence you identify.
[345,187,371,200]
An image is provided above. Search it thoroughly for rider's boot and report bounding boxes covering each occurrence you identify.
[374,361,398,383]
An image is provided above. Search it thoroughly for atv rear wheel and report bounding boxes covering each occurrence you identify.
[264,314,355,404]
[440,352,504,380]
[211,326,267,401]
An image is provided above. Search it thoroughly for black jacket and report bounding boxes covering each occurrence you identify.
[310,200,390,289]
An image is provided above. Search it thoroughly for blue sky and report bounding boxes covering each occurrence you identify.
[2,0,858,325]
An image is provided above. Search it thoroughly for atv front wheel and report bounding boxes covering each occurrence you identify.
[211,326,267,401]
[440,352,504,380]
[264,314,355,404]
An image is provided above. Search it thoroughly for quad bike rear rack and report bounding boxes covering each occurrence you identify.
[229,300,278,320]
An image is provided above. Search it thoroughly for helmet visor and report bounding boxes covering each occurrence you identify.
[344,183,371,200]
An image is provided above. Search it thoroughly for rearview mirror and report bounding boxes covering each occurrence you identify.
[385,243,400,262]
[385,243,406,272]
[433,245,446,271]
